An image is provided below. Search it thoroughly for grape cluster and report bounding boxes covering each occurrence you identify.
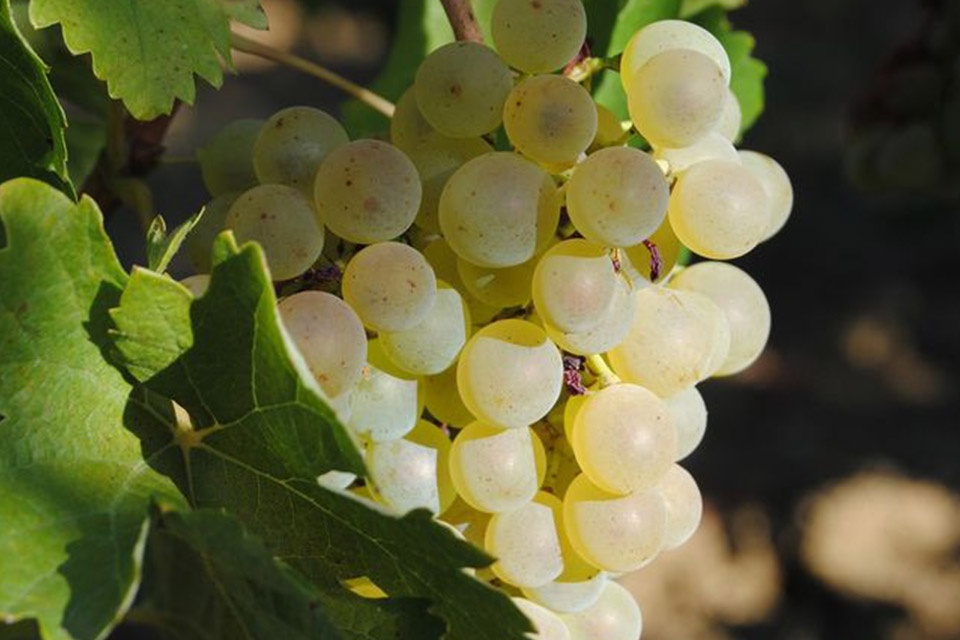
[186,4,793,639]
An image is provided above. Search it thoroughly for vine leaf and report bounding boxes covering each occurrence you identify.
[109,233,533,640]
[135,506,443,640]
[0,178,185,640]
[145,210,203,274]
[0,0,70,193]
[27,0,267,120]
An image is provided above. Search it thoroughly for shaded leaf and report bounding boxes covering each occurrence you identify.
[145,210,203,274]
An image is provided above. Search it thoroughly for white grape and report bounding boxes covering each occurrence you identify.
[544,281,635,356]
[665,386,708,461]
[405,420,457,515]
[739,150,794,241]
[348,363,419,442]
[423,366,475,428]
[532,239,620,334]
[621,19,731,90]
[457,254,538,309]
[522,572,607,614]
[180,274,210,298]
[656,464,703,549]
[198,119,261,196]
[512,598,572,640]
[379,284,470,376]
[187,192,238,272]
[491,0,587,73]
[561,581,644,640]
[318,470,356,491]
[367,438,439,514]
[450,422,541,513]
[621,217,682,285]
[486,494,565,588]
[653,131,740,174]
[253,107,348,193]
[716,88,742,142]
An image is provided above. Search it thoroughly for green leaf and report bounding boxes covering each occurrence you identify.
[0,0,70,193]
[145,210,203,274]
[27,0,267,120]
[109,234,533,640]
[679,0,745,19]
[63,117,106,189]
[136,507,443,640]
[0,178,185,640]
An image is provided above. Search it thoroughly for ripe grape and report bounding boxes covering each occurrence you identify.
[621,217,682,284]
[278,291,367,399]
[253,107,348,193]
[511,598,572,640]
[226,184,324,281]
[717,88,742,142]
[544,281,635,356]
[450,422,543,513]
[314,139,421,244]
[653,131,740,175]
[656,464,703,549]
[739,150,794,240]
[180,274,210,298]
[390,87,438,153]
[560,581,644,640]
[187,192,238,272]
[414,42,513,138]
[522,572,607,615]
[532,239,620,333]
[665,386,708,461]
[670,261,772,376]
[318,470,356,491]
[423,238,502,323]
[503,75,598,167]
[668,159,771,259]
[423,366,475,428]
[621,19,731,90]
[197,119,261,196]
[491,0,587,73]
[379,283,470,376]
[457,319,564,429]
[627,49,727,149]
[405,420,456,514]
[408,135,492,234]
[367,438,439,514]
[457,254,537,309]
[572,384,677,495]
[593,103,625,148]
[486,493,565,587]
[566,146,669,247]
[348,363,419,442]
[440,152,561,268]
[341,242,437,333]
[562,474,667,573]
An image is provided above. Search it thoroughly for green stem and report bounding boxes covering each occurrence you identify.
[585,354,620,388]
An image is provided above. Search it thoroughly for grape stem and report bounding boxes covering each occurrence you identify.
[440,0,485,44]
[586,354,621,388]
[229,32,395,118]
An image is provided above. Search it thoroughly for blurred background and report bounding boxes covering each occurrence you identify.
[103,0,960,638]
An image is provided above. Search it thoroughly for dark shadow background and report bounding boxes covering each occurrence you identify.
[99,1,960,639]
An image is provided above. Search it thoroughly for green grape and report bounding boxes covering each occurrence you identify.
[522,572,607,615]
[367,438,439,514]
[408,136,492,234]
[440,152,561,268]
[717,88,742,142]
[544,281,634,356]
[572,384,676,495]
[503,75,598,167]
[653,131,740,175]
[390,87,437,153]
[314,140,421,244]
[491,0,587,73]
[562,473,666,573]
[457,319,564,429]
[226,184,324,281]
[414,42,513,138]
[186,192,238,272]
[664,386,707,461]
[622,216,682,285]
[627,49,727,149]
[593,103,625,148]
[670,261,771,376]
[668,159,770,260]
[423,239,503,324]
[560,581,644,640]
[607,286,729,398]
[341,242,437,332]
[450,422,543,513]
[566,147,669,247]
[563,394,587,442]
[366,337,420,381]
[406,419,457,514]
[380,283,470,376]
[348,363,419,442]
[532,239,620,334]
[457,254,537,309]
[317,470,356,491]
[621,19,731,91]
[278,291,367,399]
[253,107,348,193]
[511,598,572,640]
[739,150,794,241]
[486,492,564,588]
[424,366,474,428]
[655,464,702,550]
[179,274,209,298]
[197,119,262,196]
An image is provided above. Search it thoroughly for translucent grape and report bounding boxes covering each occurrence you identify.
[367,438,439,514]
[608,286,730,397]
[621,217,682,284]
[572,384,677,495]
[390,87,437,153]
[440,152,561,268]
[566,147,669,247]
[717,88,742,142]
[544,281,635,356]
[414,42,513,138]
[341,242,437,332]
[486,493,564,587]
[457,254,537,309]
[593,103,625,148]
[318,470,356,491]
[457,319,564,429]
[670,261,771,376]
[668,159,770,260]
[253,107,348,193]
[314,139,421,244]
[180,274,210,298]
[532,239,620,333]
[187,192,238,272]
[627,49,727,149]
[450,422,543,513]
[197,119,261,196]
[562,473,667,572]
[380,284,470,376]
[656,464,703,549]
[522,572,607,615]
[491,0,587,73]
[226,184,324,281]
[406,420,456,514]
[423,366,475,428]
[665,386,708,461]
[423,238,503,324]
[538,492,603,584]
[366,337,419,382]
[348,363,419,442]
[503,75,598,166]
[653,132,740,175]
[560,581,644,640]
[621,19,731,91]
[511,598,572,640]
[278,291,367,398]
[408,135,492,234]
[739,150,794,241]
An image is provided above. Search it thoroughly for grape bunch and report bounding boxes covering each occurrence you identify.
[185,3,793,639]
